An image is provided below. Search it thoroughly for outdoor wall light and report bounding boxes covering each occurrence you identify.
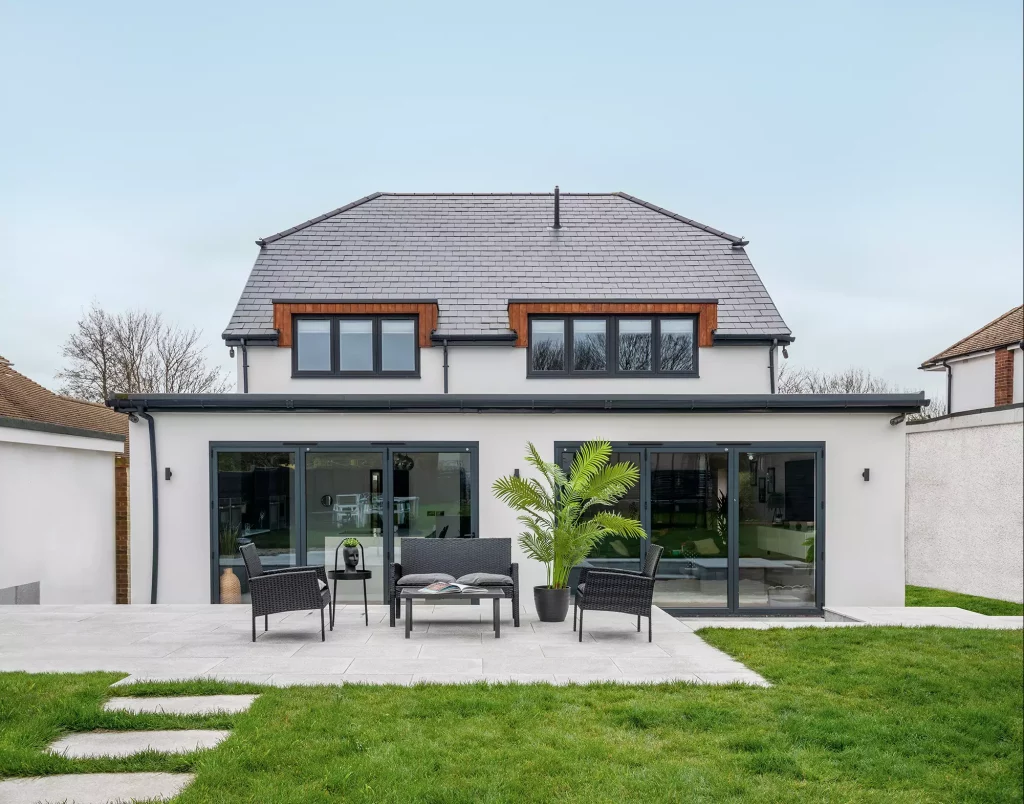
[165,467,173,481]
[862,468,870,481]
[514,468,520,478]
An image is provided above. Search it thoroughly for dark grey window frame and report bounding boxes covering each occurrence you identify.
[526,314,699,378]
[554,440,825,617]
[291,314,420,379]
[209,441,479,604]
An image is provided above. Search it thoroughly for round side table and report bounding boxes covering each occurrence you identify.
[326,570,372,627]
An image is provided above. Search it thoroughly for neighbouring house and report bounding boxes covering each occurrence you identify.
[907,306,1024,603]
[109,191,926,614]
[919,305,1024,414]
[1,354,129,604]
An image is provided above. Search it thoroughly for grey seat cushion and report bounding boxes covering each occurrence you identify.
[455,572,513,586]
[397,573,456,586]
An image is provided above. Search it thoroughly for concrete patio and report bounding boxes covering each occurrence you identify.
[0,601,768,687]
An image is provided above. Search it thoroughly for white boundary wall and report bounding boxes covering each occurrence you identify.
[0,425,122,603]
[906,406,1024,602]
[128,410,907,607]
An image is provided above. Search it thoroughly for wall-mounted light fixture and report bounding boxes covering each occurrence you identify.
[862,468,870,481]
[514,468,520,478]
[164,467,173,480]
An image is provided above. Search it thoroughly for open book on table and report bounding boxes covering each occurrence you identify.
[417,581,487,594]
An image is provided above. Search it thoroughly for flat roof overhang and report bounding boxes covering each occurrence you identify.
[107,393,927,415]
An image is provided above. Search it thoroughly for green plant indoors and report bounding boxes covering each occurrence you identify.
[492,441,646,589]
[219,523,239,558]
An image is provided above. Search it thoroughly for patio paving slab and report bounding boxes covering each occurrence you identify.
[0,772,193,803]
[48,730,230,758]
[103,695,258,715]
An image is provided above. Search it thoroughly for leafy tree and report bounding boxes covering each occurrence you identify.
[777,362,946,419]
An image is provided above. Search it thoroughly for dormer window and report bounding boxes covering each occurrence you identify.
[528,315,697,377]
[293,315,419,377]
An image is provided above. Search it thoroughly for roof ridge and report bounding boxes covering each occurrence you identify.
[257,192,384,246]
[613,192,747,245]
[921,304,1024,366]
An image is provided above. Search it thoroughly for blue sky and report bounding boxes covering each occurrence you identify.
[2,1,1021,400]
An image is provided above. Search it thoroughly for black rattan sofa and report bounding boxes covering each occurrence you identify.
[239,542,333,642]
[390,537,519,628]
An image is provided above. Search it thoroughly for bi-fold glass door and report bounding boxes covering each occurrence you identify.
[556,443,823,615]
[211,443,478,604]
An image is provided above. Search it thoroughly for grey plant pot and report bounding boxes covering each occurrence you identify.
[534,585,570,622]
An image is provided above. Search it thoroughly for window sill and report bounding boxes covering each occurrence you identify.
[291,372,422,379]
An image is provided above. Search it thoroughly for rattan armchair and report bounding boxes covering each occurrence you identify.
[239,543,333,642]
[573,544,664,642]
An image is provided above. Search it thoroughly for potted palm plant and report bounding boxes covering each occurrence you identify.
[493,440,646,622]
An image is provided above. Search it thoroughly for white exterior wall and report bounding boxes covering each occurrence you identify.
[949,353,995,413]
[0,426,121,603]
[1013,347,1023,404]
[128,409,906,607]
[906,406,1024,602]
[239,343,773,394]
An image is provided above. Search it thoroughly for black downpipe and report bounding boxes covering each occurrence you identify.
[442,339,449,394]
[139,411,160,604]
[944,361,952,412]
[240,338,249,394]
[769,339,777,394]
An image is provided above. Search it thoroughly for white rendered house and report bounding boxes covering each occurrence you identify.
[109,191,925,614]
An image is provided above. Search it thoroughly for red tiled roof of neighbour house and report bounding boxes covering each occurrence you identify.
[920,305,1024,368]
[0,354,128,445]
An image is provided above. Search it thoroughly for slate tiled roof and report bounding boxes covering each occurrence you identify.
[224,192,791,341]
[920,305,1024,368]
[0,355,128,440]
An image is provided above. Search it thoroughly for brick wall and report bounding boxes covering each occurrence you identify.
[114,454,130,604]
[995,347,1015,406]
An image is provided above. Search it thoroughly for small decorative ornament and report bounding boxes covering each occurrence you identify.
[342,538,362,571]
[220,567,241,604]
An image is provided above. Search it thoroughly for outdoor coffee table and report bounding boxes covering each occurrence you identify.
[399,589,505,639]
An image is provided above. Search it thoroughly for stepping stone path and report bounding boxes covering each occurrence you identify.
[0,694,257,803]
[0,772,194,804]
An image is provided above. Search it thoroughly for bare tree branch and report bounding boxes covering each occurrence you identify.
[57,303,230,400]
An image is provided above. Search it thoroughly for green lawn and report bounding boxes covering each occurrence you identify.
[906,584,1024,616]
[1,628,1021,803]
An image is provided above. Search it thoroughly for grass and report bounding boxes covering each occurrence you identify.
[906,584,1024,616]
[1,628,1021,803]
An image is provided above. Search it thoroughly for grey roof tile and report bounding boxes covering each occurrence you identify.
[223,193,790,339]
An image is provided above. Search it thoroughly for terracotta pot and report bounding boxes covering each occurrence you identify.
[534,585,570,622]
[220,567,241,604]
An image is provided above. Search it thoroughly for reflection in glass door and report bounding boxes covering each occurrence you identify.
[305,452,384,603]
[737,452,818,609]
[391,451,475,573]
[649,451,729,608]
[214,451,296,603]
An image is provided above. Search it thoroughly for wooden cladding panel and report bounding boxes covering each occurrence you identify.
[274,303,438,348]
[508,302,717,347]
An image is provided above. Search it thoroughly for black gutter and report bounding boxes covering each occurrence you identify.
[138,411,160,605]
[714,333,795,345]
[108,392,928,415]
[223,333,278,347]
[429,333,518,344]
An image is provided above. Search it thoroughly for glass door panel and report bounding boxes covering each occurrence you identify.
[737,452,817,609]
[215,451,296,604]
[391,451,474,572]
[305,452,384,602]
[650,451,729,608]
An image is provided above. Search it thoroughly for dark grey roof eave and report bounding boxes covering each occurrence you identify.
[107,393,926,415]
[0,415,125,442]
[713,333,795,345]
